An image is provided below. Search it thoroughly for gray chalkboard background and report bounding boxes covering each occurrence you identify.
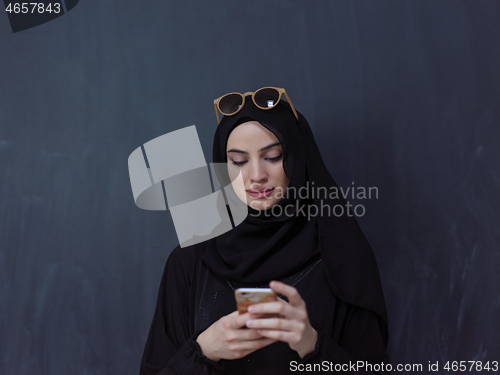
[1,1,499,374]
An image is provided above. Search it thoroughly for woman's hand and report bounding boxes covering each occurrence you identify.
[245,281,318,358]
[196,310,277,362]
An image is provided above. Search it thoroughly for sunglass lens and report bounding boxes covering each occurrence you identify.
[218,94,243,115]
[254,88,280,109]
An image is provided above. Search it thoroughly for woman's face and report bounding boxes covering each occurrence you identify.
[226,121,290,211]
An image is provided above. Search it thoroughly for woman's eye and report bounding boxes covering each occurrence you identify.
[266,154,283,162]
[231,159,247,166]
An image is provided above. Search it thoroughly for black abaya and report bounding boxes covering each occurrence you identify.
[140,244,389,375]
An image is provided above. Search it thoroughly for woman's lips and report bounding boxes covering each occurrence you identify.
[246,188,274,198]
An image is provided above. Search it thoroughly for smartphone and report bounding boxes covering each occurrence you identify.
[235,288,278,318]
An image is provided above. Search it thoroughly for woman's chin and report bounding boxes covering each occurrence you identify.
[248,198,279,212]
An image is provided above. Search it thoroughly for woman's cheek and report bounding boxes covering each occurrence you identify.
[228,164,244,182]
[271,164,287,183]
[230,169,248,204]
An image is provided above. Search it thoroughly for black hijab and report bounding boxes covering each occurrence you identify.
[201,97,388,330]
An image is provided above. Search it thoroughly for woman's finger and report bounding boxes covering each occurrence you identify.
[269,281,304,307]
[233,327,266,341]
[248,301,304,320]
[246,317,303,332]
[231,312,254,329]
[255,329,303,345]
[277,295,288,304]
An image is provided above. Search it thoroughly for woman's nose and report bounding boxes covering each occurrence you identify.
[249,160,267,183]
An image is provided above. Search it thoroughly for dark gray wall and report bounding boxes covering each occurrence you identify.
[1,1,499,374]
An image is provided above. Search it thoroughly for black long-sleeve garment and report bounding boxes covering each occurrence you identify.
[140,244,389,375]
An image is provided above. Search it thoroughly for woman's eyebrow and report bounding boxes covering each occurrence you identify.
[227,142,281,154]
[258,142,281,152]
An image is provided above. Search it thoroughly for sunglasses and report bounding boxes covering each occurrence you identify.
[213,86,299,124]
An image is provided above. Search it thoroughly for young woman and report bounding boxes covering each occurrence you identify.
[140,88,389,374]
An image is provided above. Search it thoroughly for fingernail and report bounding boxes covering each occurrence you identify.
[247,320,254,327]
[248,306,255,312]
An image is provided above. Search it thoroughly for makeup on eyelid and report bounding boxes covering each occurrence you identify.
[230,153,283,166]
